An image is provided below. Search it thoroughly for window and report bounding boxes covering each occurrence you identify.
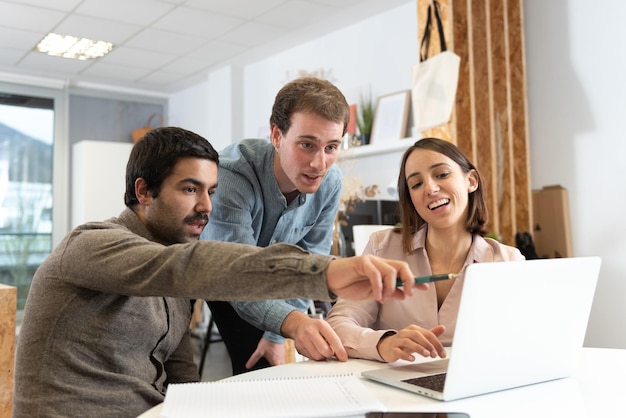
[0,81,164,312]
[0,83,68,310]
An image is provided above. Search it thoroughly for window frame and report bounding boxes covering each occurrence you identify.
[0,81,66,321]
[0,81,69,248]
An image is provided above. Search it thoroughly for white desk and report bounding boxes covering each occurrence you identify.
[138,347,626,417]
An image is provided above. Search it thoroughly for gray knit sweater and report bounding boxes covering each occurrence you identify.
[13,208,333,418]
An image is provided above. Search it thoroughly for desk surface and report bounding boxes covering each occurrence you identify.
[139,347,626,418]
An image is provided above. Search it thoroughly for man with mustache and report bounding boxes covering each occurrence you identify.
[202,77,350,374]
[13,126,421,418]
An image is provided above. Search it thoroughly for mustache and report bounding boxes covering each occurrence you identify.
[184,214,209,224]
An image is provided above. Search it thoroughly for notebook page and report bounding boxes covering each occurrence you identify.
[160,373,386,418]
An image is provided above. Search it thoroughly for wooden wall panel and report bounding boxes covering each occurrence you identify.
[0,285,16,418]
[417,0,456,145]
[416,0,531,245]
[490,0,514,244]
[451,0,471,156]
[507,0,532,235]
[469,0,498,234]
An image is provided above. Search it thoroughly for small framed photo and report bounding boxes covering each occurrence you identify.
[370,90,411,144]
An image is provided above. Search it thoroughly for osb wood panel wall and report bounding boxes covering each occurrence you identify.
[416,0,532,246]
[0,284,16,418]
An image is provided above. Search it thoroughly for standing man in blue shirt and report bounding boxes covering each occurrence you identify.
[202,76,349,374]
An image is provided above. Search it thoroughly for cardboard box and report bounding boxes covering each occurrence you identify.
[532,185,573,258]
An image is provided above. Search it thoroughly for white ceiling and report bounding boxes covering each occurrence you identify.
[0,0,412,94]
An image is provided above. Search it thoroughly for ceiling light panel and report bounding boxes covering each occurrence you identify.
[35,33,113,60]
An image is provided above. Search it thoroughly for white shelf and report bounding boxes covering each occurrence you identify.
[338,137,416,160]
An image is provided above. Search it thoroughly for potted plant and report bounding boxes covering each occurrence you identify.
[357,92,374,145]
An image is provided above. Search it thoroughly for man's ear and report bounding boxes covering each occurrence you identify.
[135,178,151,204]
[270,124,282,149]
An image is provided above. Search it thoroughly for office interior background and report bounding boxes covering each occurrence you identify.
[0,0,624,350]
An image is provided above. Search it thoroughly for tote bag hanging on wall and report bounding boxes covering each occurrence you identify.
[411,0,460,132]
[132,113,164,143]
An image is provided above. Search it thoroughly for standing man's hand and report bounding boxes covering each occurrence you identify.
[280,311,347,362]
[245,337,286,370]
[325,255,428,302]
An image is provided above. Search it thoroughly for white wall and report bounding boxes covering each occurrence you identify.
[170,0,626,349]
[171,2,418,149]
[524,0,626,349]
[241,3,418,138]
[169,77,211,142]
[170,66,245,153]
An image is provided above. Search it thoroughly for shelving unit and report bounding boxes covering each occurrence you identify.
[339,138,415,161]
[72,140,133,227]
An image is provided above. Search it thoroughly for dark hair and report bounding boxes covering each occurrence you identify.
[397,137,488,253]
[124,127,219,207]
[269,77,350,136]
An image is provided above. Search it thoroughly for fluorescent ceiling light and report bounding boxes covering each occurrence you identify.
[35,33,113,60]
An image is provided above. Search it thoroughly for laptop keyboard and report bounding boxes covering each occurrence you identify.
[402,373,447,392]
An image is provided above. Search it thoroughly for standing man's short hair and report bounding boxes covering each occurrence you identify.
[269,77,350,136]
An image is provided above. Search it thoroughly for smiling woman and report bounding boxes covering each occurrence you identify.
[326,137,525,363]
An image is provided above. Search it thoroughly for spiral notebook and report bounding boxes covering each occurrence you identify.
[160,373,386,418]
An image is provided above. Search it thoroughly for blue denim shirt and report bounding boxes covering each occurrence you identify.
[201,139,342,342]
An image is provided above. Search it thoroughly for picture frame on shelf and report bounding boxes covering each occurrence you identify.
[370,90,411,144]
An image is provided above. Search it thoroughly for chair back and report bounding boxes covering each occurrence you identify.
[352,224,390,256]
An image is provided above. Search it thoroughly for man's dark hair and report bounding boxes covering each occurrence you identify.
[269,77,350,136]
[124,126,219,207]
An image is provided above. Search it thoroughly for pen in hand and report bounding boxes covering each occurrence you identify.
[396,273,458,287]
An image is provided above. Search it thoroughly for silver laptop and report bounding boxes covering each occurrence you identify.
[362,256,601,401]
